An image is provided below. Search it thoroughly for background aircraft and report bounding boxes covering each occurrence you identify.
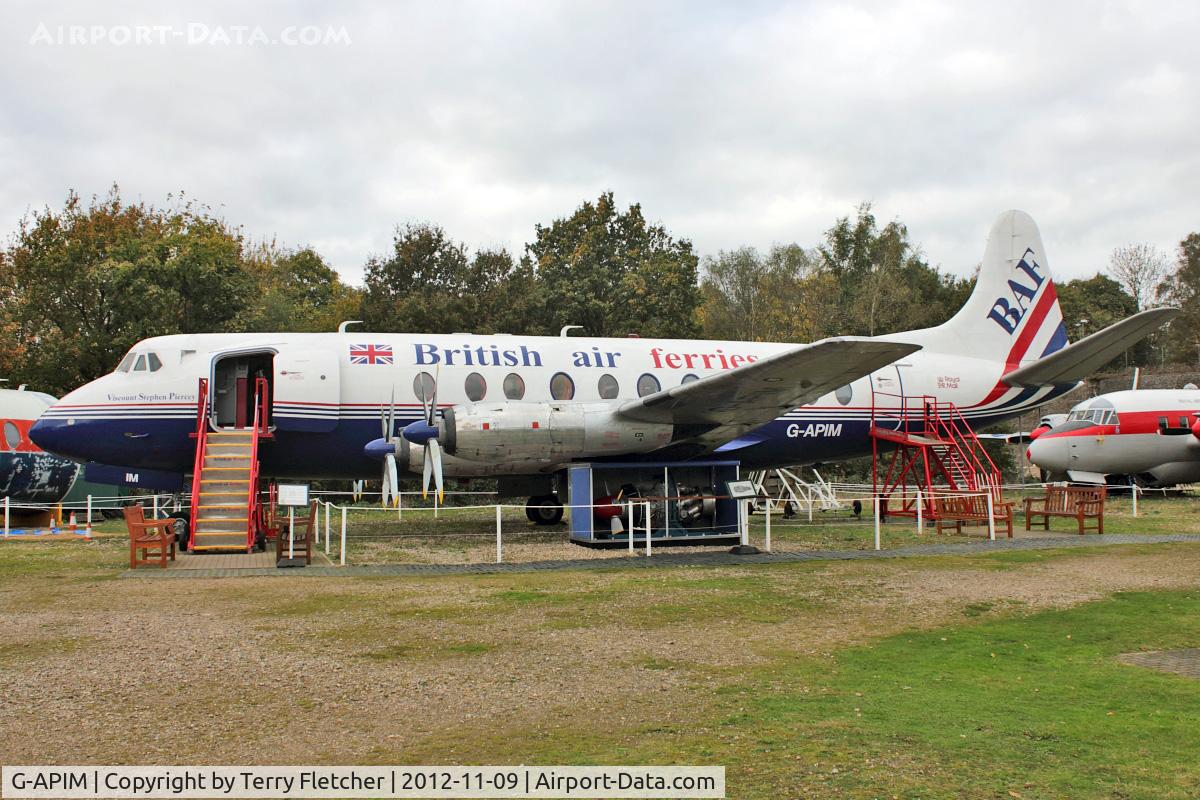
[30,211,1175,521]
[1027,387,1200,487]
[0,384,129,518]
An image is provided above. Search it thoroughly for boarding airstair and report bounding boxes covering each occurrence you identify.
[870,393,1001,521]
[188,377,271,552]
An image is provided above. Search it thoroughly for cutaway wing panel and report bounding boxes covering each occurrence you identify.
[1003,307,1179,387]
[617,338,921,439]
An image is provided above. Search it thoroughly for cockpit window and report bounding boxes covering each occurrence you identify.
[146,352,163,372]
[133,354,147,372]
[116,352,136,373]
[1067,408,1118,425]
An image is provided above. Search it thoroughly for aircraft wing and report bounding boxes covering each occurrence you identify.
[616,338,921,445]
[1003,307,1179,387]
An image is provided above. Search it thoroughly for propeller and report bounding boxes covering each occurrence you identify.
[377,388,399,507]
[361,373,445,504]
[404,369,444,502]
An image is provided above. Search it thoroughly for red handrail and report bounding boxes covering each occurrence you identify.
[187,377,211,550]
[246,376,270,550]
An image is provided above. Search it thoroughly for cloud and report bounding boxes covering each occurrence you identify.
[1,0,1197,286]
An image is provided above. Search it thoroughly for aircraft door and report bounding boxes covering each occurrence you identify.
[272,347,341,433]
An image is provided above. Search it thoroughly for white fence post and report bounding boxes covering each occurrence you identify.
[288,507,295,559]
[873,496,881,551]
[86,494,93,535]
[495,504,503,563]
[644,501,652,556]
[916,489,923,536]
[764,503,772,552]
[986,492,996,541]
[152,494,159,520]
[628,501,638,556]
[3,496,8,536]
[741,500,749,546]
[339,506,347,566]
[1132,484,1139,517]
[325,504,331,556]
[434,491,439,519]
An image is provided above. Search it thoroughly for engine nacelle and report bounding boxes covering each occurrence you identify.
[443,401,674,462]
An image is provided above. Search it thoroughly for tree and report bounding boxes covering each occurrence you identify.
[1108,243,1168,310]
[242,244,348,332]
[699,244,823,342]
[815,204,970,337]
[525,192,700,338]
[360,223,538,335]
[1155,232,1200,364]
[1,186,251,394]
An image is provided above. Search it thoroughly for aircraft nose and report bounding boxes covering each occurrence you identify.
[1027,435,1069,472]
[29,415,79,459]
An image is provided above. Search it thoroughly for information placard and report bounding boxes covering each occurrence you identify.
[277,484,310,507]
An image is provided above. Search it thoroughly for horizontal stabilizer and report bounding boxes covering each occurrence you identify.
[1002,307,1179,387]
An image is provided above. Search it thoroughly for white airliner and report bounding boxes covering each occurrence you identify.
[1027,388,1200,487]
[30,210,1175,521]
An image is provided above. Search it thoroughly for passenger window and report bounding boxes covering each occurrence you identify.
[413,372,436,402]
[3,421,20,451]
[146,353,163,372]
[550,372,575,400]
[1182,416,1190,429]
[133,354,147,371]
[503,373,525,400]
[637,373,661,397]
[1159,416,1169,431]
[835,384,853,406]
[465,372,487,402]
[597,374,619,399]
[681,374,700,385]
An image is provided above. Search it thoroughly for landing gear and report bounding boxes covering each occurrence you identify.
[525,495,564,525]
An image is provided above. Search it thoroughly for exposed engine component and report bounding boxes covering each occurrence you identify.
[444,401,674,463]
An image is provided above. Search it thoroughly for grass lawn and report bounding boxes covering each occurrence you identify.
[398,587,1200,799]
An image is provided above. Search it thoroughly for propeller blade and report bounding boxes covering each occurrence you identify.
[428,438,444,502]
[380,402,387,439]
[385,452,399,508]
[422,446,433,499]
[387,387,396,443]
[428,366,440,425]
[380,460,392,508]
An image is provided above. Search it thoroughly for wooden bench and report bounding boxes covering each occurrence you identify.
[275,501,316,565]
[124,505,178,569]
[932,493,1014,537]
[1024,485,1106,535]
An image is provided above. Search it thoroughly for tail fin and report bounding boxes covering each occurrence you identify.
[926,210,1067,367]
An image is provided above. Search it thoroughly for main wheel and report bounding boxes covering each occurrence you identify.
[526,495,564,525]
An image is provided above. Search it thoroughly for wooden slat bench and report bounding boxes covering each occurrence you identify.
[124,505,178,569]
[1024,485,1106,535]
[932,493,1014,538]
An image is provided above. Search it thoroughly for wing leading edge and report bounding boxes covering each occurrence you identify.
[616,338,922,446]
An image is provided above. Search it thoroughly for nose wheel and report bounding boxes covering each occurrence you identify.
[525,495,564,525]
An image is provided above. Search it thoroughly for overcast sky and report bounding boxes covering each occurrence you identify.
[2,1,1197,286]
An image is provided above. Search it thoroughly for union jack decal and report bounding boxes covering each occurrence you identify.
[349,343,393,365]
